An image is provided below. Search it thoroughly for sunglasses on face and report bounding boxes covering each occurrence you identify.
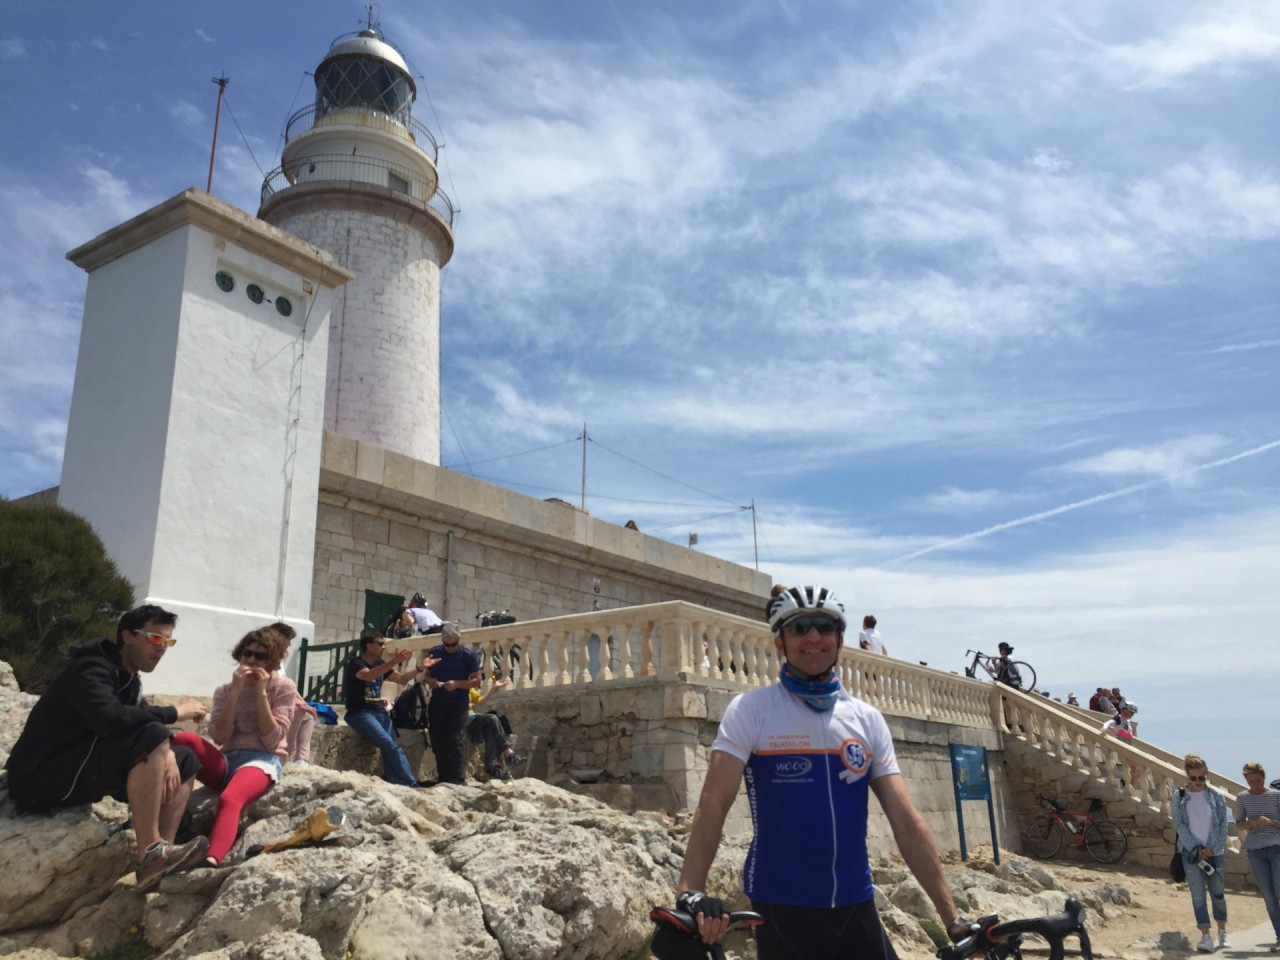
[784,617,840,638]
[1188,775,1207,782]
[239,649,272,662]
[135,629,176,648]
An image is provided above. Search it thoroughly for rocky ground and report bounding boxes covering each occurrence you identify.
[1,660,1272,960]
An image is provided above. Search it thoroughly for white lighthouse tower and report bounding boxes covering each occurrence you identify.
[259,20,453,464]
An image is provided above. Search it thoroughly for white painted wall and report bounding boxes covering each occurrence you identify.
[61,196,348,694]
[270,205,444,464]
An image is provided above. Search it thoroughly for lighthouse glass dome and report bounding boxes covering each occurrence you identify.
[314,31,416,127]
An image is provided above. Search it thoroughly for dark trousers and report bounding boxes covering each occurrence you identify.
[750,899,899,960]
[427,696,469,784]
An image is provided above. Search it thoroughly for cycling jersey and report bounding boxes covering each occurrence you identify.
[713,684,899,908]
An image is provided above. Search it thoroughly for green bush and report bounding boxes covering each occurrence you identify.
[0,499,134,691]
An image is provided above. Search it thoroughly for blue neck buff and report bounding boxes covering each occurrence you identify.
[779,663,842,713]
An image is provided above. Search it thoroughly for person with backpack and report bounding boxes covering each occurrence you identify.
[1171,754,1230,952]
[343,631,437,787]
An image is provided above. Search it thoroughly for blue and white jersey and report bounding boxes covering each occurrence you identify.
[714,684,899,908]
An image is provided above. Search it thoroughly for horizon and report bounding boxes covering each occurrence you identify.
[1,1,1276,778]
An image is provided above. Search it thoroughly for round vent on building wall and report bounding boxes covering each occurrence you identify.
[276,297,293,317]
[215,270,235,292]
[246,284,265,304]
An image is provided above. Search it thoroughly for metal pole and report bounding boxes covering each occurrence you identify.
[580,423,587,512]
[751,499,759,570]
[207,75,230,193]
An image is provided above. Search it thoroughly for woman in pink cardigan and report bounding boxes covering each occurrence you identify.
[174,627,297,866]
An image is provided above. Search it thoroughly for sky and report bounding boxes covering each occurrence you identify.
[1,1,1278,782]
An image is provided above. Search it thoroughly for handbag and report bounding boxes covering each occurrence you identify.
[1169,849,1186,883]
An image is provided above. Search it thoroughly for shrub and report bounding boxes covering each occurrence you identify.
[0,499,134,691]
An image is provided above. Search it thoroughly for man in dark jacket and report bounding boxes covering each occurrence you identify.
[5,604,211,890]
[424,623,481,784]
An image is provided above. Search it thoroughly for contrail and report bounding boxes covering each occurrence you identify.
[892,437,1280,563]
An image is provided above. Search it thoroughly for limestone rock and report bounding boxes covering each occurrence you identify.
[995,859,1064,892]
[244,930,327,960]
[33,887,144,958]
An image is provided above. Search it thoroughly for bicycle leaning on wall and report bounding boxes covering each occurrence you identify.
[1024,794,1128,864]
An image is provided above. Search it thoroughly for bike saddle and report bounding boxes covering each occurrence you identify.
[650,906,764,934]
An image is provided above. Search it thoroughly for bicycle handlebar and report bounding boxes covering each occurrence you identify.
[938,898,1091,960]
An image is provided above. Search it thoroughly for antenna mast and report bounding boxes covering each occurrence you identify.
[206,74,230,193]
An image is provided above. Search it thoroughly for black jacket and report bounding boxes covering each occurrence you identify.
[5,638,178,805]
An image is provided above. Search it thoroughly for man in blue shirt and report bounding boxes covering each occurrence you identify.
[424,623,481,784]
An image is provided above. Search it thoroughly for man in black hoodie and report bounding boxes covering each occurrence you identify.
[5,604,212,890]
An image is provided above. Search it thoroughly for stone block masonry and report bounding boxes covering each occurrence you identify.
[311,433,772,639]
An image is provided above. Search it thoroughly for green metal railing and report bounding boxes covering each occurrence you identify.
[296,636,361,704]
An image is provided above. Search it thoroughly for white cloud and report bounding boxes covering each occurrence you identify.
[195,28,215,43]
[1099,8,1280,89]
[90,36,109,52]
[912,487,1016,515]
[0,36,26,61]
[1059,434,1231,481]
[171,100,205,126]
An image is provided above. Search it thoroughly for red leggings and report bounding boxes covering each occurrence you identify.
[172,732,274,864]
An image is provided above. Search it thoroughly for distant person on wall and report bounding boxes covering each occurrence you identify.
[467,673,526,781]
[344,631,436,787]
[1066,692,1080,707]
[1172,754,1230,952]
[172,627,297,867]
[764,583,789,620]
[859,614,888,656]
[675,585,966,960]
[3,604,210,890]
[424,624,482,785]
[407,592,444,636]
[1236,762,1280,952]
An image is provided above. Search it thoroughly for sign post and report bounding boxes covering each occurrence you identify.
[950,743,1000,864]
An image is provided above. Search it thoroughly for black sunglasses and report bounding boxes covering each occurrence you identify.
[1188,775,1207,783]
[784,617,840,638]
[239,649,272,662]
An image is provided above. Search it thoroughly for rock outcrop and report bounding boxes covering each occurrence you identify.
[0,664,1137,960]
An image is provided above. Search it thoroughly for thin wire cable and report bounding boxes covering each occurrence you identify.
[223,98,265,176]
[460,471,734,509]
[587,436,740,506]
[280,71,310,146]
[442,400,472,475]
[442,436,580,470]
[418,79,460,226]
[645,508,750,534]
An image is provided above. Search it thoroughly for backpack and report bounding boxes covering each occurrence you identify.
[390,681,429,730]
[382,607,413,640]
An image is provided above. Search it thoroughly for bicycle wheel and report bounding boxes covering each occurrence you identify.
[1024,816,1062,859]
[1010,661,1036,692]
[1083,819,1128,864]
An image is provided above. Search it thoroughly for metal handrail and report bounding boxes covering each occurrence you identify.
[260,154,455,226]
[296,636,361,703]
[283,103,440,160]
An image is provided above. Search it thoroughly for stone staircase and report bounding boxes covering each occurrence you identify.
[995,686,1253,888]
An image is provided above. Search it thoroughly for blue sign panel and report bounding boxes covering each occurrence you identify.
[951,743,991,800]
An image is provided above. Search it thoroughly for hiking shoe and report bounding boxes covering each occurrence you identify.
[1195,934,1213,953]
[487,767,511,781]
[1218,933,1230,949]
[135,836,209,891]
[506,752,528,766]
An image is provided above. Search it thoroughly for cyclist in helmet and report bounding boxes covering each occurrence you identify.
[675,585,970,959]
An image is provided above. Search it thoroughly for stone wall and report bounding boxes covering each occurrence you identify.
[308,433,773,642]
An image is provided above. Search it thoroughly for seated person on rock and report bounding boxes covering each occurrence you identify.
[344,630,437,787]
[173,626,298,867]
[259,621,317,766]
[467,673,526,781]
[3,604,210,890]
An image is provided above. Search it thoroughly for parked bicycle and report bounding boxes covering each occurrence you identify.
[1024,794,1128,864]
[964,649,1036,693]
[649,904,763,960]
[940,897,1092,960]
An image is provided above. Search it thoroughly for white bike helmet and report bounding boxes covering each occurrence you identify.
[767,585,847,633]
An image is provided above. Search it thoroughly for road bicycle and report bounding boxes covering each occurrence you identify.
[964,649,1036,693]
[648,898,1092,960]
[940,897,1092,960]
[1024,794,1128,864]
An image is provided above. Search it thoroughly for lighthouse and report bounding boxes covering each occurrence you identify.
[259,21,453,464]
